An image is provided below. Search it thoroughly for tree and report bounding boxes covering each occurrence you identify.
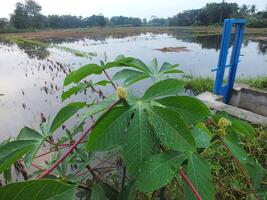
[0,18,8,30]
[143,18,147,25]
[10,0,44,29]
[10,2,29,29]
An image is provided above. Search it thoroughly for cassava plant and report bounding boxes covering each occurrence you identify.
[0,56,266,200]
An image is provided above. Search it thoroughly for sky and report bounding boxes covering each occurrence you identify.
[0,0,266,19]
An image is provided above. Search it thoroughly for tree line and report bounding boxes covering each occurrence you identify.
[168,2,267,28]
[0,0,266,32]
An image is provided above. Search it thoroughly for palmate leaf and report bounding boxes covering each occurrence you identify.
[184,153,215,200]
[142,79,185,101]
[50,102,86,134]
[121,103,160,176]
[156,96,210,126]
[112,69,148,86]
[0,179,76,200]
[145,105,196,152]
[135,151,188,192]
[87,106,133,151]
[17,127,44,167]
[159,62,180,73]
[105,57,151,74]
[117,57,151,74]
[0,140,37,173]
[64,64,102,86]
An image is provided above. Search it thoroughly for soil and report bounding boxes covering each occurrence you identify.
[155,46,190,53]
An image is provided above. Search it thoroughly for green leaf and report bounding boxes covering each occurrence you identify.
[192,123,212,148]
[257,188,267,200]
[17,127,43,140]
[81,95,117,121]
[100,182,118,200]
[159,62,180,73]
[156,96,210,125]
[224,133,266,189]
[3,167,12,183]
[105,57,151,74]
[17,127,44,167]
[94,80,111,86]
[64,64,102,86]
[0,140,37,173]
[146,106,196,151]
[50,102,86,133]
[184,153,215,200]
[87,106,133,151]
[142,79,185,101]
[136,151,187,192]
[118,182,136,200]
[0,179,77,199]
[231,119,256,138]
[121,103,159,176]
[150,58,158,74]
[61,83,89,101]
[90,184,106,200]
[119,57,151,73]
[112,69,148,86]
[162,69,183,74]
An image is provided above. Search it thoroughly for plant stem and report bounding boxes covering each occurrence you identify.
[32,163,88,190]
[86,165,100,180]
[121,166,126,190]
[37,99,121,179]
[179,169,202,200]
[103,69,117,90]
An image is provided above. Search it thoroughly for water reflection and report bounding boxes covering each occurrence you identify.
[256,40,267,55]
[0,31,266,140]
[0,39,50,59]
[18,45,50,60]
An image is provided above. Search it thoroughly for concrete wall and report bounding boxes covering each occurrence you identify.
[230,87,267,117]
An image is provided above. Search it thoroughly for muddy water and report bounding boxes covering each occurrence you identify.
[0,32,266,140]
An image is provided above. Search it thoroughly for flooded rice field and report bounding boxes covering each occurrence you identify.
[0,30,266,139]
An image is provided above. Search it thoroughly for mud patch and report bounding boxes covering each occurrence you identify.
[253,37,267,41]
[155,46,190,53]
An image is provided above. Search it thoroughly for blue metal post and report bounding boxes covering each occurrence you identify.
[213,19,246,103]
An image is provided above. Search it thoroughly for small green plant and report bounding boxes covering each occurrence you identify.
[183,75,214,94]
[0,56,266,199]
[237,76,267,91]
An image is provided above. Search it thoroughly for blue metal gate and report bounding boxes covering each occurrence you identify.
[213,19,246,103]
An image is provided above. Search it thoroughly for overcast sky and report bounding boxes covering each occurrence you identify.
[0,0,266,19]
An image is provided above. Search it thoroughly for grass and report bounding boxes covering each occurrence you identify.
[163,120,267,200]
[1,36,49,48]
[0,36,97,58]
[183,75,267,95]
[237,77,267,91]
[183,75,214,94]
[0,26,266,41]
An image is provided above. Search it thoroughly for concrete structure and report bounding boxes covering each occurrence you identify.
[230,85,267,117]
[197,86,267,127]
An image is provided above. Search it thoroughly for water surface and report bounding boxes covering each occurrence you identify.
[0,31,266,139]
